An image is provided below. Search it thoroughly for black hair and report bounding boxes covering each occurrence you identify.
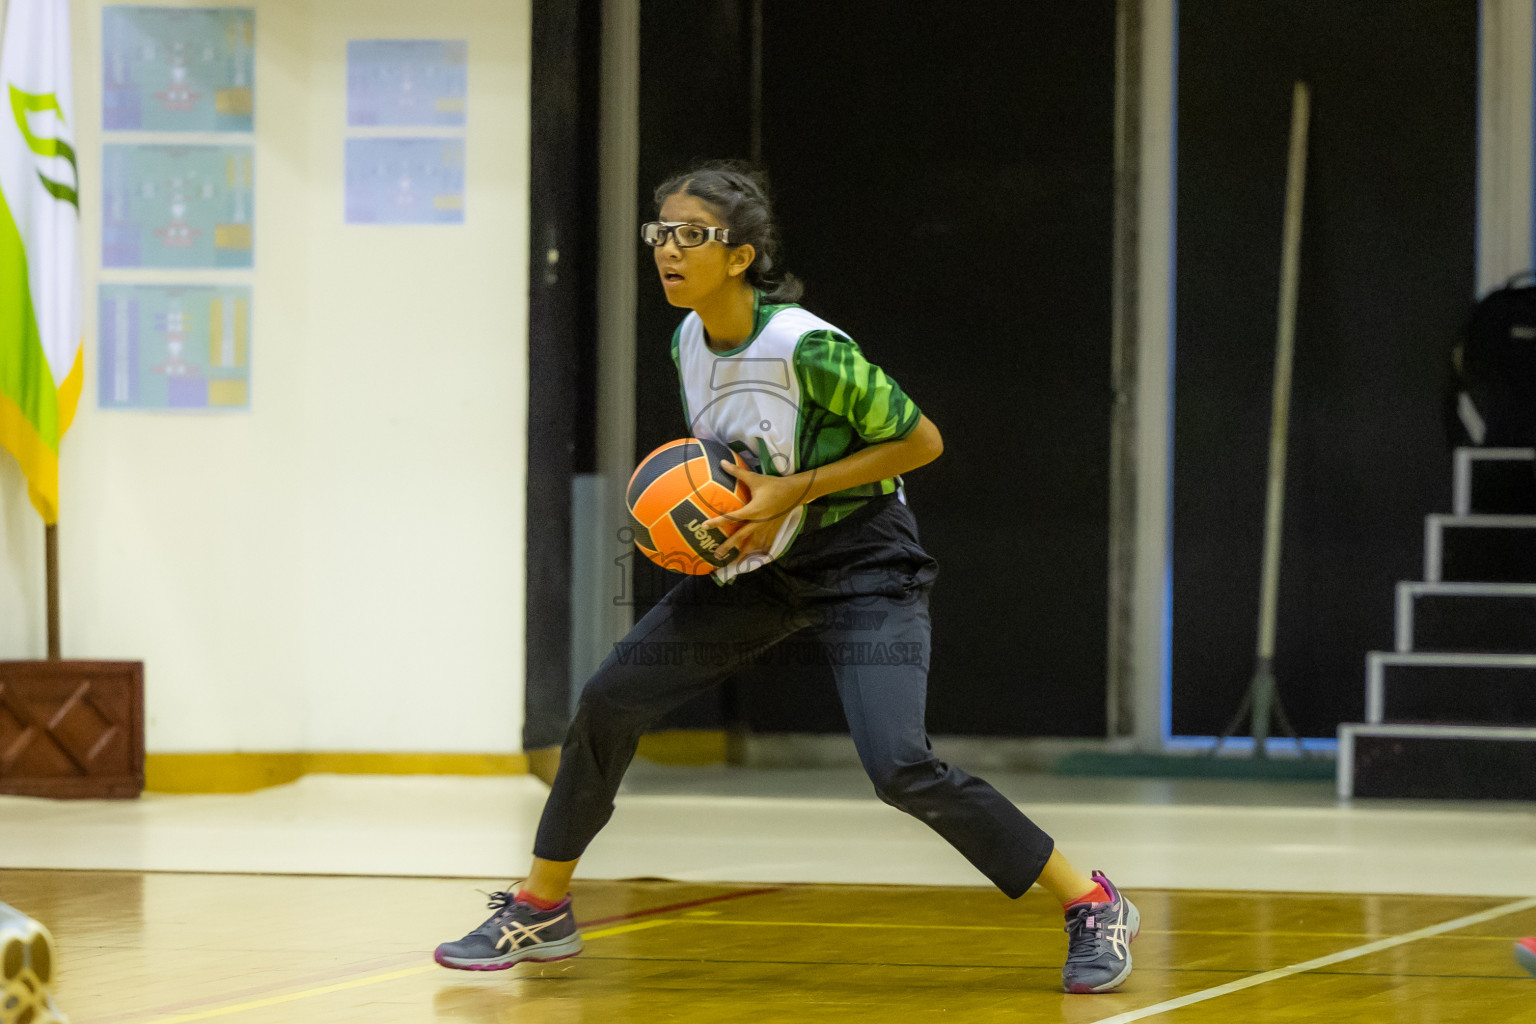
[653,161,804,303]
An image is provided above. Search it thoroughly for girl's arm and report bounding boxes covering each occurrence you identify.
[704,414,943,560]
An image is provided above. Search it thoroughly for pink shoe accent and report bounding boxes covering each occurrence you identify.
[1516,937,1536,978]
[515,890,569,914]
[1063,883,1110,910]
[435,946,515,971]
[433,943,585,971]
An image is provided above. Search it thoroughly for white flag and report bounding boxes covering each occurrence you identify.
[0,0,81,524]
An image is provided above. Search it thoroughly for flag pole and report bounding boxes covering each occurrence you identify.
[45,524,60,659]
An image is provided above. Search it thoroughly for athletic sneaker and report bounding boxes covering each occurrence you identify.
[1,901,66,1024]
[1061,871,1140,994]
[1516,937,1536,978]
[434,890,584,971]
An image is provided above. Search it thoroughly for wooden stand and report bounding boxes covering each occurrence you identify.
[0,661,144,799]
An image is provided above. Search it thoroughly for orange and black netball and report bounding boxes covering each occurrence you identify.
[626,437,751,575]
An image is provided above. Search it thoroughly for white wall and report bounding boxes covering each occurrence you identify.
[0,0,530,754]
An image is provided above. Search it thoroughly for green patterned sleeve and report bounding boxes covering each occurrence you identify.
[795,330,922,443]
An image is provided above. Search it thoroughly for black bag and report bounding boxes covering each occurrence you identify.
[1453,272,1536,448]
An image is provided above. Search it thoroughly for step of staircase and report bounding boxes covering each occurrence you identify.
[1365,651,1536,725]
[1454,447,1536,515]
[1395,582,1536,653]
[1337,723,1536,800]
[1424,514,1536,582]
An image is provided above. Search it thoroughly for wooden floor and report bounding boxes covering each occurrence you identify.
[4,870,1534,1024]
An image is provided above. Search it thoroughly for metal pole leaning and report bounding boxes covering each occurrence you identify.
[1216,81,1310,758]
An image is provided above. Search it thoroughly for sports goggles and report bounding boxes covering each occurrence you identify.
[641,221,733,248]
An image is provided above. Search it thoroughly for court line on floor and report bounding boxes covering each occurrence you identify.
[116,888,777,1024]
[97,891,1536,1023]
[574,952,1526,983]
[580,887,778,928]
[142,921,677,1024]
[677,917,1525,941]
[85,953,429,1024]
[1086,895,1536,1024]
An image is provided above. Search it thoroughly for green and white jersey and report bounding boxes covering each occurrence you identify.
[670,291,922,583]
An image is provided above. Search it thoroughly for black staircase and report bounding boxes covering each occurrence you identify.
[1338,447,1536,800]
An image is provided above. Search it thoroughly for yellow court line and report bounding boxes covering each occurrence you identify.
[145,967,437,1024]
[140,920,676,1023]
[584,920,677,939]
[682,918,1525,942]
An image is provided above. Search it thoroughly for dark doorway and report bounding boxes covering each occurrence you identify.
[524,0,601,752]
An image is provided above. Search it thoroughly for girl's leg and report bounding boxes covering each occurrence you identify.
[523,856,579,904]
[532,568,805,867]
[1036,849,1101,905]
[817,561,1142,994]
[821,591,1104,902]
[820,589,1055,898]
[436,569,807,971]
[823,588,1140,994]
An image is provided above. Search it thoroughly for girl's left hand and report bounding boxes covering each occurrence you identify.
[701,459,811,562]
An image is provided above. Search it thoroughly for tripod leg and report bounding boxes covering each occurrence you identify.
[1212,685,1256,756]
[1270,689,1306,757]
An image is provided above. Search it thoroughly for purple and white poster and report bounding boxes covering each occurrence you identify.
[347,40,467,127]
[344,137,464,224]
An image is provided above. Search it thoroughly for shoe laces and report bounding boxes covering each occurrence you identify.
[1064,901,1129,963]
[477,887,526,926]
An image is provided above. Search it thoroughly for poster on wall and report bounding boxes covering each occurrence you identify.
[102,6,255,133]
[98,284,252,411]
[102,144,254,268]
[344,137,464,224]
[347,40,467,127]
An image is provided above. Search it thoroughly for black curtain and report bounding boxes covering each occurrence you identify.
[633,2,1116,737]
[1172,0,1477,736]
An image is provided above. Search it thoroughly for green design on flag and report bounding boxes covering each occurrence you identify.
[10,85,78,209]
[0,0,83,524]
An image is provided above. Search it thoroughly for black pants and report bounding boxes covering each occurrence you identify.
[534,494,1057,898]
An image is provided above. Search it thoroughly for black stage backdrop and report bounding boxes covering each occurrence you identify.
[1172,0,1477,736]
[633,2,1115,737]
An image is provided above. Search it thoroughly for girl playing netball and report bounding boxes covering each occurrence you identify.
[435,162,1140,994]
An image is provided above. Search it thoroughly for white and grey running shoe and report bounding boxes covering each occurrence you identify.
[1,902,66,1024]
[1061,871,1140,994]
[435,891,584,971]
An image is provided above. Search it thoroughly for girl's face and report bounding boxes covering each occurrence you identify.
[653,192,754,309]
